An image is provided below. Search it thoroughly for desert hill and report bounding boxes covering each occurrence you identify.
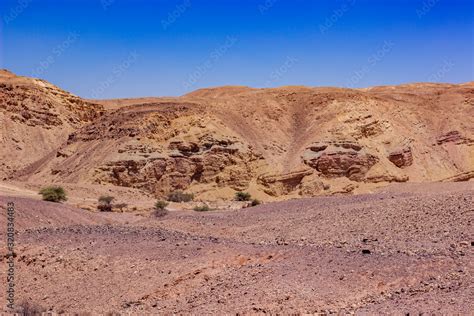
[0,70,104,179]
[1,70,473,201]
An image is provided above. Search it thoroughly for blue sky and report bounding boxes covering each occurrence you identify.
[0,0,473,98]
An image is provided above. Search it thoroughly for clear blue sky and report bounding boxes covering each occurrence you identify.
[1,0,473,98]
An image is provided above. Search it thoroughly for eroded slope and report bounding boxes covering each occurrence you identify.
[3,71,473,200]
[0,70,104,179]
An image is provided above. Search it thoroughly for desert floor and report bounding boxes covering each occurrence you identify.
[0,182,473,314]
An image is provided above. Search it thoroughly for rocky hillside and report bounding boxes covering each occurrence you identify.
[0,70,104,179]
[2,70,473,200]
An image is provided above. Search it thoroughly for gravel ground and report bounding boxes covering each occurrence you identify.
[0,182,473,314]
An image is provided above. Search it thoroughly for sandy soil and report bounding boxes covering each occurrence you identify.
[0,182,472,314]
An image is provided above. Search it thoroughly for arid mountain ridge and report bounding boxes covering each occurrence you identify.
[1,69,473,201]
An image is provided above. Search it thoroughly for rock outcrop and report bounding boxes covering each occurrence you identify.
[441,170,474,182]
[95,137,262,197]
[388,146,413,168]
[436,131,473,146]
[257,169,314,196]
[303,141,378,181]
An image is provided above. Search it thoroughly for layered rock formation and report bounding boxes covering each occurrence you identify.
[0,70,103,179]
[388,146,413,168]
[303,141,378,181]
[2,71,473,200]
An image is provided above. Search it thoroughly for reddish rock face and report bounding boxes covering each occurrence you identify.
[388,146,413,168]
[312,151,378,181]
[303,141,378,181]
[436,131,473,145]
[437,131,463,145]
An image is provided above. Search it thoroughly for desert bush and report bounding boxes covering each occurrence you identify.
[193,204,210,212]
[98,195,114,212]
[155,200,169,210]
[153,208,169,218]
[39,186,67,202]
[153,200,169,217]
[250,199,261,206]
[99,195,114,204]
[167,190,194,203]
[15,300,46,315]
[235,191,251,201]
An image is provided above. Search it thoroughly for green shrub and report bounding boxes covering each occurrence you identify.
[167,190,194,203]
[235,191,251,201]
[155,200,169,210]
[250,199,261,206]
[193,204,210,212]
[39,186,67,203]
[98,195,114,212]
[152,200,170,217]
